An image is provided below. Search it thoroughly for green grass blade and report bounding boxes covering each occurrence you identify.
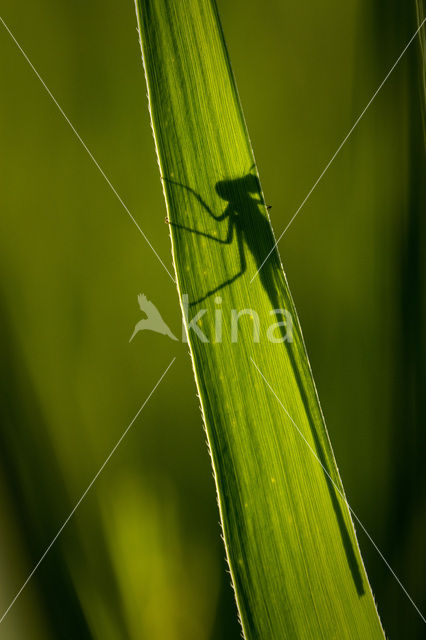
[134,1,385,637]
[416,0,426,143]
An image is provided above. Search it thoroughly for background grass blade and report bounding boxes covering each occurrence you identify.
[135,1,385,637]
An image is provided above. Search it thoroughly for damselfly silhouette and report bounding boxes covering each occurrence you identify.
[164,173,282,307]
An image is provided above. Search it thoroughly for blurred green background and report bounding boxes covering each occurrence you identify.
[0,1,424,638]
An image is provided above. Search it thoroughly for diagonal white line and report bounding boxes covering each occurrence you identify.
[0,357,176,625]
[0,15,175,283]
[250,357,426,624]
[251,17,426,283]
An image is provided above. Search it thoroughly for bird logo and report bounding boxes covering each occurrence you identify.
[129,294,178,343]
